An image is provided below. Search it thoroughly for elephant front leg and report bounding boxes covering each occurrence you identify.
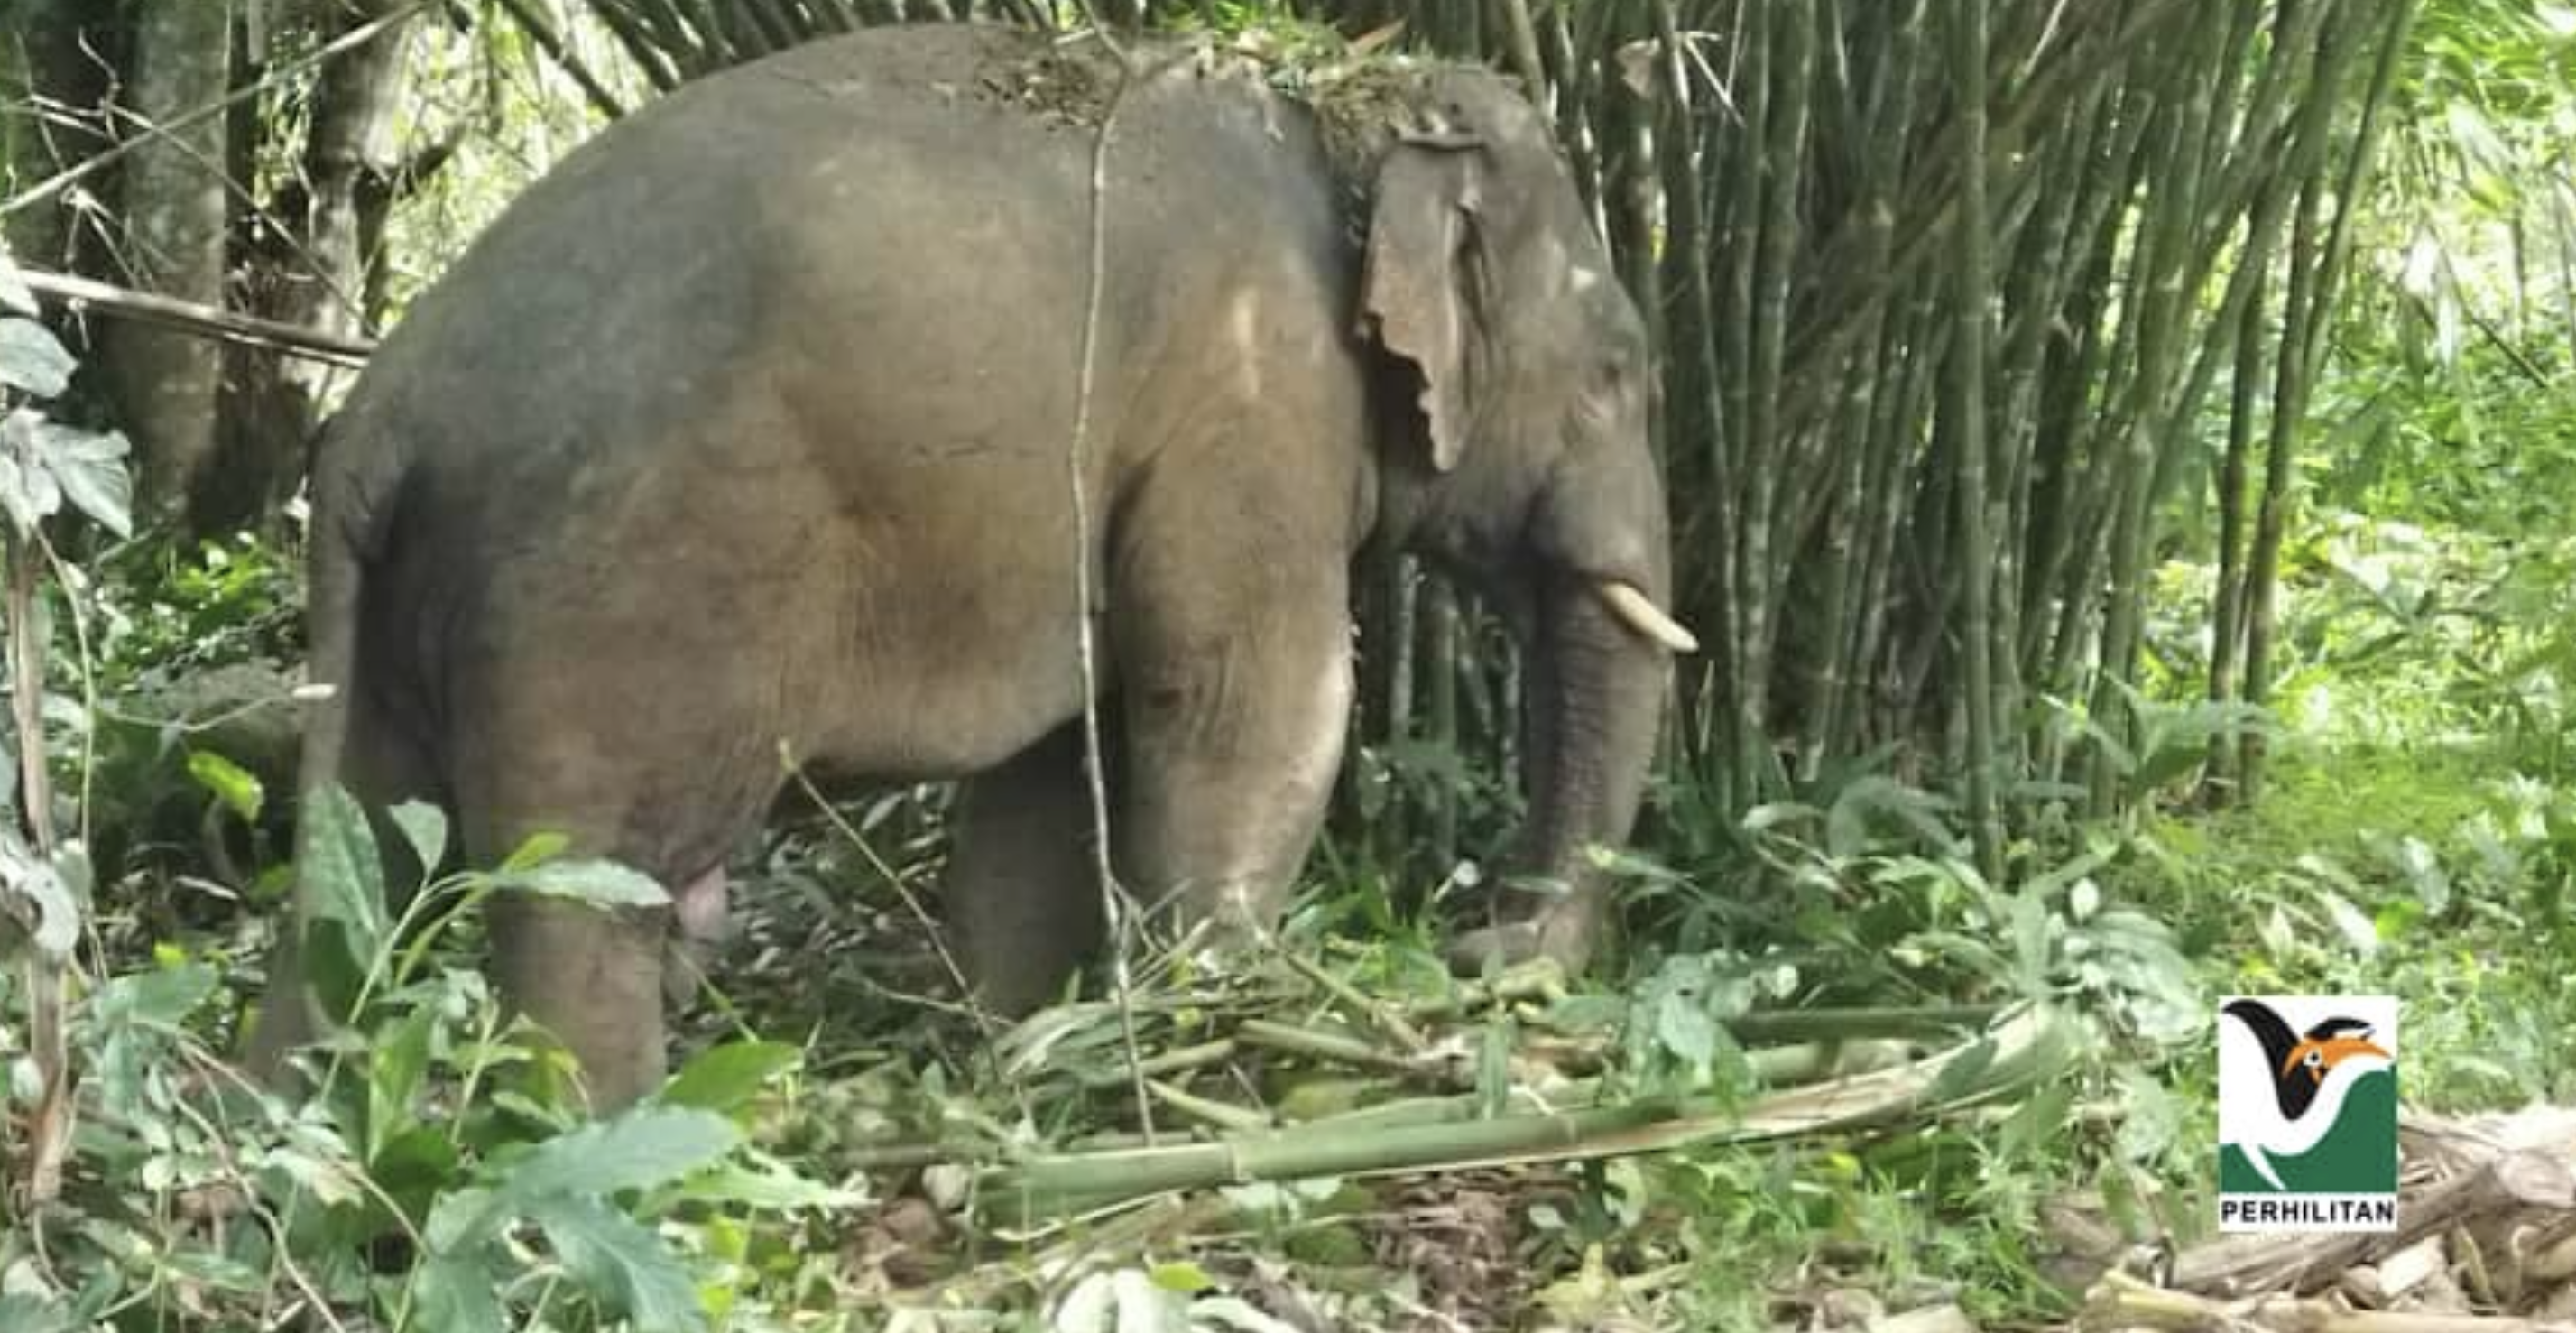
[488,895,669,1111]
[1113,592,1354,947]
[946,724,1105,1015]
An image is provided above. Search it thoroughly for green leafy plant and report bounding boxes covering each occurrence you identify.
[2,780,847,1332]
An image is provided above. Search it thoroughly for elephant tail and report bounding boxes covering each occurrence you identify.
[292,415,430,845]
[251,418,421,1078]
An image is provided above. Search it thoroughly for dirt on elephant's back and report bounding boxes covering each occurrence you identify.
[977,44,1119,127]
[1307,65,1418,177]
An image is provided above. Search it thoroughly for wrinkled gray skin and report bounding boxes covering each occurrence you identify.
[253,25,1686,1109]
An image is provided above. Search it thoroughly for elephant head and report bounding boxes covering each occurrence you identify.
[1352,69,1695,968]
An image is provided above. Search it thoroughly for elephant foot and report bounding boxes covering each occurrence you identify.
[1444,891,1604,977]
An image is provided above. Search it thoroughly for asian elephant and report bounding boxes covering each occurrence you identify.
[252,23,1695,1108]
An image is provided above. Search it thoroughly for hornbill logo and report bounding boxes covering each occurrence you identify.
[2219,998,2393,1191]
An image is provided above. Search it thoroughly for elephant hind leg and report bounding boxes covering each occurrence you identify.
[487,892,670,1109]
[945,723,1105,1016]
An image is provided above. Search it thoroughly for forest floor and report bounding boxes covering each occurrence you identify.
[642,723,2572,1330]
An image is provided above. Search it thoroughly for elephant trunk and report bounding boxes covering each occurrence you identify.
[1506,576,1670,964]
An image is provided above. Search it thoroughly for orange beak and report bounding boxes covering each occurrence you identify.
[2283,1035,2391,1082]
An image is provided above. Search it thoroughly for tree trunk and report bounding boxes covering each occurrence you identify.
[95,0,232,523]
[203,0,416,537]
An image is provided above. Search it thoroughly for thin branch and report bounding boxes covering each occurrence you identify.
[1065,50,1154,1143]
[0,0,435,219]
[17,264,376,367]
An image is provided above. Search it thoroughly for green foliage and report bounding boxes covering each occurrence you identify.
[0,254,132,546]
[1,784,845,1332]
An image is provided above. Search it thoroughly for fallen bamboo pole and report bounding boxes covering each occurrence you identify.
[982,1003,2071,1227]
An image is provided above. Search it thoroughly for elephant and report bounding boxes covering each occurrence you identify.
[251,23,1696,1110]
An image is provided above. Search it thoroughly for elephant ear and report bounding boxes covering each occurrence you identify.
[1361,137,1485,474]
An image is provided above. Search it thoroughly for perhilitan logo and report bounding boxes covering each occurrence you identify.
[2217,995,2399,1232]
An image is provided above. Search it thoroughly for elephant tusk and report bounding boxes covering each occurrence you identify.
[1595,581,1700,653]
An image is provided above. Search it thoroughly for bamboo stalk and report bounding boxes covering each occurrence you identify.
[1279,952,1430,1054]
[1718,0,1768,797]
[2087,4,2241,810]
[1949,0,2002,877]
[2240,6,2368,800]
[2202,257,2269,805]
[1071,1038,1241,1089]
[1235,1017,1447,1080]
[983,1004,2066,1223]
[1149,1078,1272,1133]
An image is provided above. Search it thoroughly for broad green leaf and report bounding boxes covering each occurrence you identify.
[410,1252,509,1333]
[90,963,218,1028]
[494,1106,740,1210]
[1925,1034,1999,1104]
[0,318,72,397]
[526,1193,708,1333]
[368,1127,464,1206]
[658,1040,801,1113]
[660,1160,853,1210]
[424,1186,503,1253]
[0,839,78,957]
[485,857,669,908]
[300,921,374,1027]
[1655,991,1718,1070]
[268,1145,368,1208]
[156,1246,266,1293]
[26,421,129,537]
[389,801,449,876]
[299,785,388,957]
[369,1007,438,1152]
[187,750,264,822]
[2111,1066,2184,1164]
[0,1293,72,1333]
[0,415,61,536]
